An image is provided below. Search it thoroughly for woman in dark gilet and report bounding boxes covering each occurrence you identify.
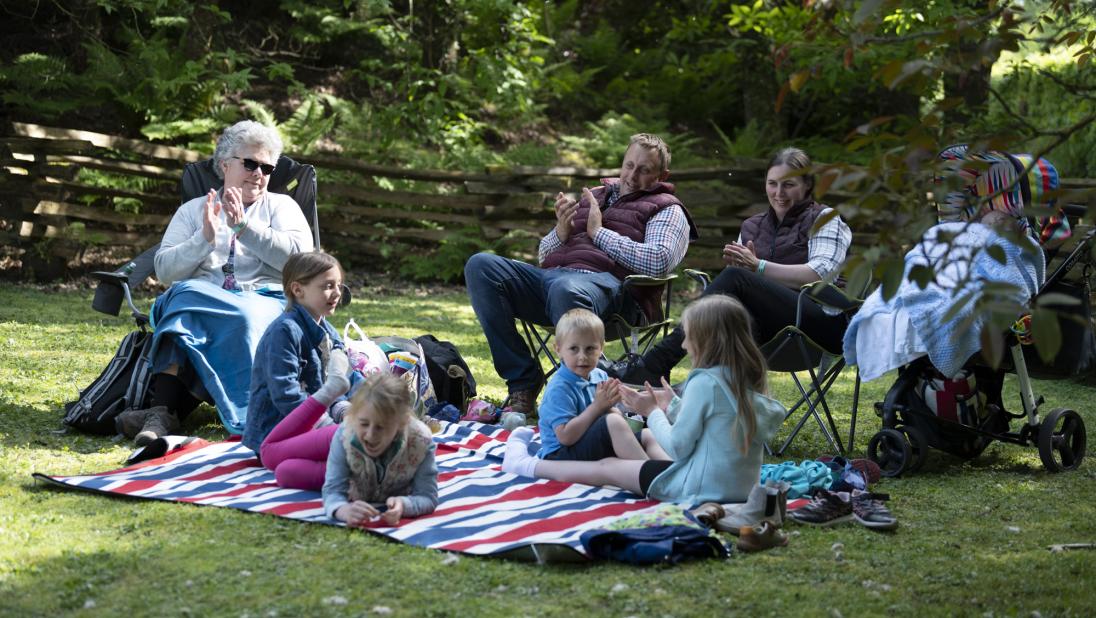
[612,147,852,384]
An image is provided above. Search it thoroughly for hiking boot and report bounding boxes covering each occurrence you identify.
[788,490,854,526]
[852,491,898,531]
[135,408,180,447]
[736,521,789,553]
[506,382,543,417]
[115,406,162,438]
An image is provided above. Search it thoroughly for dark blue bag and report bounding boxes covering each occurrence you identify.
[580,525,728,565]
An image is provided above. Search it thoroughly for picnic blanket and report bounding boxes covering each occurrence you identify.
[34,421,673,562]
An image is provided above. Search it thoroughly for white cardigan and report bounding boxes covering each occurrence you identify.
[154,191,314,290]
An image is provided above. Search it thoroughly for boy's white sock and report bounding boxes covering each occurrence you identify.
[313,349,351,406]
[502,427,539,478]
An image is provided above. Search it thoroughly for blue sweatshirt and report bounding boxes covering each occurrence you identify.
[646,366,786,506]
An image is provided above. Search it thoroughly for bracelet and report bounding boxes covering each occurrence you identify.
[757,259,767,275]
[230,220,247,235]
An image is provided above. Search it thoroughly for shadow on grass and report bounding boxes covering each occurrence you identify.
[0,391,228,455]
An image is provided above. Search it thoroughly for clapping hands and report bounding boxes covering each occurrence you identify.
[620,377,675,417]
[593,378,622,412]
[722,240,759,271]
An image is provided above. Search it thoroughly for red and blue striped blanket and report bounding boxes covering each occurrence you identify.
[34,421,665,561]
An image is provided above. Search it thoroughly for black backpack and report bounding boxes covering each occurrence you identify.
[414,334,477,411]
[63,328,154,434]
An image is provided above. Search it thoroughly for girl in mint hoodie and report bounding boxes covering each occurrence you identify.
[503,295,785,506]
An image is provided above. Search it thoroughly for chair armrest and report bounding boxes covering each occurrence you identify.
[683,268,711,290]
[91,270,129,287]
[796,282,863,318]
[622,273,677,289]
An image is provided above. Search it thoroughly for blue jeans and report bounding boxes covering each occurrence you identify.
[464,253,625,392]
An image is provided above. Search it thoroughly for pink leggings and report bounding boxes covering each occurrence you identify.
[259,397,338,490]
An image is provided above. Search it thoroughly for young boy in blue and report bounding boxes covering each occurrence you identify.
[536,309,667,462]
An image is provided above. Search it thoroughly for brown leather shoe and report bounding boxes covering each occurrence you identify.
[736,521,789,553]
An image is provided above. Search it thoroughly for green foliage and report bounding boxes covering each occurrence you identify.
[984,63,1096,176]
[0,54,86,117]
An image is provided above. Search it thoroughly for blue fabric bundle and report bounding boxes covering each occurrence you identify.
[150,279,286,433]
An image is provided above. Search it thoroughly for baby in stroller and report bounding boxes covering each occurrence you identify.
[843,146,1091,476]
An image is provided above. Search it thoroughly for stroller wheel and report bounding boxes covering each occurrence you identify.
[868,428,911,477]
[897,425,927,473]
[1038,408,1087,472]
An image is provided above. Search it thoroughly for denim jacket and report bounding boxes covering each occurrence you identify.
[242,303,344,452]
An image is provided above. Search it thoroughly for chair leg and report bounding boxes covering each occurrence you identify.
[771,339,850,456]
[848,369,862,454]
[774,370,841,456]
[519,320,559,380]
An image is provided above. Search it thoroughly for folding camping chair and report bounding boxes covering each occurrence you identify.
[684,269,864,456]
[519,274,678,381]
[89,155,334,325]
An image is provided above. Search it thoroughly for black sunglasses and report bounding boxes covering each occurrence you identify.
[232,156,276,176]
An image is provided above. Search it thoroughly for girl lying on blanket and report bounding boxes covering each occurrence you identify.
[260,358,439,526]
[243,251,360,456]
[504,295,786,505]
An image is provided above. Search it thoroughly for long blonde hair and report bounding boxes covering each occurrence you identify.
[681,295,768,454]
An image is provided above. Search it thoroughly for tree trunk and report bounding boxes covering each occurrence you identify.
[942,0,1000,126]
[739,31,787,141]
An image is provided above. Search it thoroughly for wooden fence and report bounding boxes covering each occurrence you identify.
[2,122,1094,279]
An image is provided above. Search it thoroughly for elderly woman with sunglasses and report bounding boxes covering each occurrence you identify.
[116,121,315,445]
[154,120,312,286]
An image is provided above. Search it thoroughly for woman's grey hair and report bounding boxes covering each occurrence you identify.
[212,120,284,179]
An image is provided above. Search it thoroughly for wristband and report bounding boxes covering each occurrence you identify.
[757,259,767,275]
[230,220,247,235]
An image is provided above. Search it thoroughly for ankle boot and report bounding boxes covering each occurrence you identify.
[135,408,180,447]
[765,480,791,526]
[115,406,161,438]
[714,482,768,535]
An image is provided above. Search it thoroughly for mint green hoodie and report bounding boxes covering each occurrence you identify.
[646,366,785,506]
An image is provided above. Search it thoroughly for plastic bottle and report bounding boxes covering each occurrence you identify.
[500,411,527,431]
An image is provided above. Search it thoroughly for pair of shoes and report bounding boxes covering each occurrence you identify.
[789,489,899,531]
[851,491,898,531]
[134,407,180,447]
[788,490,854,526]
[736,521,789,553]
[690,502,726,527]
[714,481,789,535]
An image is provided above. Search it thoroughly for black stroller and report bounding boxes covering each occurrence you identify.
[866,150,1092,476]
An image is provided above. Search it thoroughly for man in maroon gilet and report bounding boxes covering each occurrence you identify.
[464,134,696,415]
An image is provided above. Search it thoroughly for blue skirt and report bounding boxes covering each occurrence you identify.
[150,280,285,434]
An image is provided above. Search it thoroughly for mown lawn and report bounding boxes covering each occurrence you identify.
[1,281,1094,617]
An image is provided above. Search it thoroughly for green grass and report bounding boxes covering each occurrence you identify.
[2,282,1095,617]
